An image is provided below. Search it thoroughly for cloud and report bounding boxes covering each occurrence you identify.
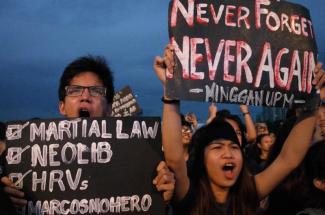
[0,0,324,121]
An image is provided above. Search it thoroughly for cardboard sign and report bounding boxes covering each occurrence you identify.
[4,117,164,215]
[167,0,318,108]
[112,86,142,117]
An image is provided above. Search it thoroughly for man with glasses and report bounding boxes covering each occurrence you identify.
[58,56,114,118]
[1,55,175,212]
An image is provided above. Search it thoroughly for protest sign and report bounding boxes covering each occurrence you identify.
[112,86,142,117]
[4,117,163,215]
[167,0,318,107]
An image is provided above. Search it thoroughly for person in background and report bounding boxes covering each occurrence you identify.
[181,114,193,161]
[247,134,274,175]
[1,55,175,211]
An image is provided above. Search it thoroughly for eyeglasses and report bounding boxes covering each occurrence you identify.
[182,127,192,134]
[257,126,267,131]
[65,85,106,97]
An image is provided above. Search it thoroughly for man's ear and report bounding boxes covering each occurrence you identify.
[59,101,67,116]
[313,178,325,191]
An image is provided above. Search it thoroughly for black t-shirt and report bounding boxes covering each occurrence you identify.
[172,180,232,215]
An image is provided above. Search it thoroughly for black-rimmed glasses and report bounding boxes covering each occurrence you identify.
[182,126,192,134]
[65,85,106,97]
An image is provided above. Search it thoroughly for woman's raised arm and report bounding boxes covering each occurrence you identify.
[154,45,190,201]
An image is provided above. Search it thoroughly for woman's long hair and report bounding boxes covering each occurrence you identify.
[264,116,305,215]
[188,119,259,215]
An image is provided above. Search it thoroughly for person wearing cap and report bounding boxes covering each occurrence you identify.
[154,44,322,214]
[1,55,175,210]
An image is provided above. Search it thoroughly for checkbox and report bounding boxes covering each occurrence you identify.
[6,146,30,165]
[9,173,24,189]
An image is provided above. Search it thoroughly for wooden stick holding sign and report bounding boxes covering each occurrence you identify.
[167,0,318,108]
[4,117,164,215]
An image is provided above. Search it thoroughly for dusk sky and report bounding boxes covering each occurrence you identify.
[0,0,324,122]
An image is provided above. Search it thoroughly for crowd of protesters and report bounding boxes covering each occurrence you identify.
[153,44,325,215]
[0,52,324,214]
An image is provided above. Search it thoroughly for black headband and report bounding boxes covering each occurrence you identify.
[193,119,240,149]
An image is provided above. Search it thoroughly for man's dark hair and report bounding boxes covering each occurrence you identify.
[0,121,6,141]
[58,55,114,103]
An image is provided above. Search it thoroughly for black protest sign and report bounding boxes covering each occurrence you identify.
[5,117,164,215]
[167,0,318,107]
[112,86,142,117]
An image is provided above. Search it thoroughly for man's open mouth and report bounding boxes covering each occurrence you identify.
[79,109,90,117]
